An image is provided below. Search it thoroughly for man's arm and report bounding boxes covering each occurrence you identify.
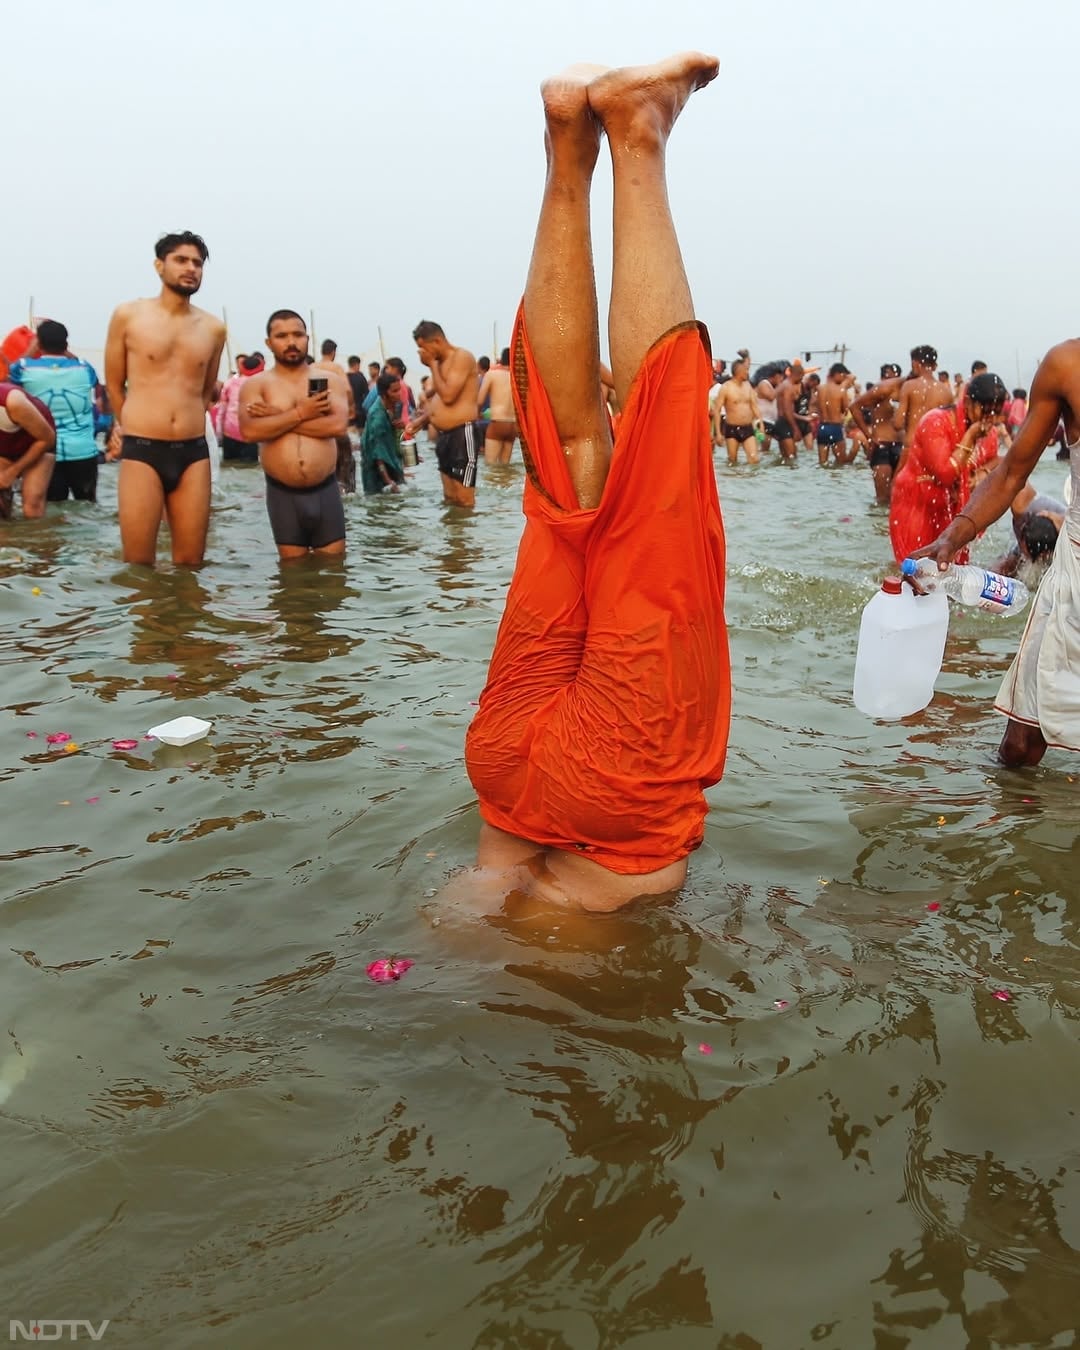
[430,348,474,404]
[0,392,55,488]
[848,385,878,439]
[912,347,1066,566]
[476,370,493,408]
[103,304,130,458]
[201,324,228,410]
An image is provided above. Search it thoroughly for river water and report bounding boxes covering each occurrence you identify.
[2,446,1078,1350]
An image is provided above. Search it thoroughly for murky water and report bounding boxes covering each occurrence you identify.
[2,447,1078,1350]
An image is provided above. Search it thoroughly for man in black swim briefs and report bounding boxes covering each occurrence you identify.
[239,310,350,560]
[105,231,227,565]
[850,362,906,504]
[412,320,480,507]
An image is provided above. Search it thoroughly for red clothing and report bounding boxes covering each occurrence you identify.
[888,403,998,564]
[0,381,55,461]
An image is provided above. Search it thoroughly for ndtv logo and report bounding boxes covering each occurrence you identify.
[9,1324,109,1342]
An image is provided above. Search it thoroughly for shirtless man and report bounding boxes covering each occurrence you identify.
[896,345,953,471]
[850,362,905,503]
[773,361,806,465]
[412,320,479,507]
[476,347,517,463]
[816,362,851,466]
[238,310,350,560]
[316,339,356,493]
[755,368,780,454]
[104,232,226,566]
[715,357,761,464]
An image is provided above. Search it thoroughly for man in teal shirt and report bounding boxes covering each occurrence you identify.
[10,320,100,502]
[361,372,406,494]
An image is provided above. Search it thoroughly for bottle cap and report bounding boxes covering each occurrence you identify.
[900,559,917,576]
[881,576,903,594]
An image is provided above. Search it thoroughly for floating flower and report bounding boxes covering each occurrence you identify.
[992,989,1011,1002]
[111,739,139,751]
[25,732,38,739]
[927,902,941,912]
[86,797,100,805]
[31,586,41,596]
[773,999,789,1010]
[698,1042,713,1055]
[63,743,80,754]
[366,958,413,983]
[46,732,71,745]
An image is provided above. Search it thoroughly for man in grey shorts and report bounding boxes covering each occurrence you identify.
[238,310,350,559]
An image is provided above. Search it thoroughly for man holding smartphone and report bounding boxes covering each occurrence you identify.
[239,310,350,559]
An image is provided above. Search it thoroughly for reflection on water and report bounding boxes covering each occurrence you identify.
[1,456,1079,1347]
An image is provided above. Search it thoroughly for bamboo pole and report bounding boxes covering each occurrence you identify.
[28,296,34,328]
[377,326,386,362]
[309,309,317,356]
[222,305,234,374]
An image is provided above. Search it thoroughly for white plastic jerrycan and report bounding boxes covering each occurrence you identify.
[853,575,949,719]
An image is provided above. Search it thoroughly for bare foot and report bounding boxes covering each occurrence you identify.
[540,63,607,171]
[587,52,719,150]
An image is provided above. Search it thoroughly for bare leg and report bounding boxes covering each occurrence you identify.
[118,460,166,564]
[524,66,612,511]
[590,53,719,409]
[20,454,54,518]
[998,718,1048,768]
[164,460,212,565]
[724,436,738,467]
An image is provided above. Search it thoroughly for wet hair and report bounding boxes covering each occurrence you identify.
[385,357,406,377]
[368,361,381,372]
[829,362,850,377]
[265,309,306,336]
[347,355,361,368]
[1012,387,1027,400]
[1019,514,1060,562]
[155,230,209,262]
[971,360,988,375]
[36,319,68,354]
[967,371,1008,409]
[376,371,400,396]
[751,360,789,386]
[478,355,491,372]
[412,320,445,342]
[806,373,821,387]
[732,358,749,376]
[910,344,937,367]
[880,362,901,379]
[500,347,510,365]
[938,371,950,381]
[320,339,337,356]
[239,352,263,373]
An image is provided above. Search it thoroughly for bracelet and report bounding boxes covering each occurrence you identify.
[955,511,979,534]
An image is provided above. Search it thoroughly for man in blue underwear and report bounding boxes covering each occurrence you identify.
[816,362,851,465]
[105,232,227,565]
[239,310,350,560]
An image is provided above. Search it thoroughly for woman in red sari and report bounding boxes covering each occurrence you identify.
[889,372,1008,564]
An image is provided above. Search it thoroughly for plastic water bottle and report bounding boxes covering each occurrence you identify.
[901,558,1029,615]
[853,576,949,719]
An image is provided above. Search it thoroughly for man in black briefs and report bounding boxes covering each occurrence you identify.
[850,362,905,504]
[238,310,350,560]
[104,231,227,565]
[412,320,479,507]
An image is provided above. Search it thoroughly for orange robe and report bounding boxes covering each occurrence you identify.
[464,306,731,875]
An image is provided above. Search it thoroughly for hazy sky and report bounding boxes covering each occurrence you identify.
[7,0,1077,385]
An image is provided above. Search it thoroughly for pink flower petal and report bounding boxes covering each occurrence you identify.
[25,732,38,739]
[46,732,72,745]
[366,958,414,983]
[111,739,139,751]
[992,989,1011,1002]
[927,902,941,912]
[85,797,100,805]
[166,673,179,681]
[773,999,789,1010]
[697,1042,713,1055]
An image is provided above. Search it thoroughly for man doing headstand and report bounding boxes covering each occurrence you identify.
[464,53,729,914]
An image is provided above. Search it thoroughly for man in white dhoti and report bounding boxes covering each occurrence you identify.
[915,337,1080,768]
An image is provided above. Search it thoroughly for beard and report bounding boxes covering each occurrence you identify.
[164,277,201,297]
[279,350,306,366]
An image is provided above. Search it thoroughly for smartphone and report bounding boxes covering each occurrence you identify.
[308,377,329,396]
